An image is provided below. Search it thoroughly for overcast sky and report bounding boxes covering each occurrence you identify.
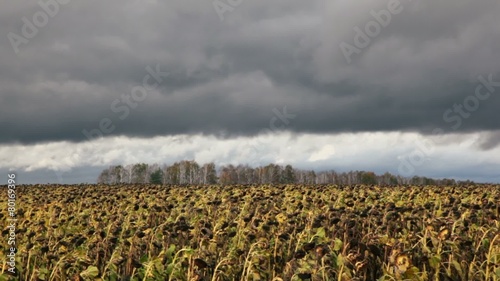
[1,0,500,183]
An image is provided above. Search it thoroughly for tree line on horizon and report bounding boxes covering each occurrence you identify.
[96,160,464,186]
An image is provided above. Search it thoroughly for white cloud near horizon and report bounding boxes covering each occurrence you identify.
[2,131,500,183]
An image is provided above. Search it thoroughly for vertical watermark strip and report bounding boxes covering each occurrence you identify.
[6,173,17,275]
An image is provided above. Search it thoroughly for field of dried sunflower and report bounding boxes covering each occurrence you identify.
[1,184,499,281]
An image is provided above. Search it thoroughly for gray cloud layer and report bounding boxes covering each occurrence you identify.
[2,0,500,146]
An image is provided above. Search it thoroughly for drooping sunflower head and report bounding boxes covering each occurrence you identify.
[395,253,411,274]
[388,248,401,265]
[438,227,450,240]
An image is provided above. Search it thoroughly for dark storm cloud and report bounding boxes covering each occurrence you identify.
[1,0,500,144]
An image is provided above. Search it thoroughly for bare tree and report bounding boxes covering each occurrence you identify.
[131,163,148,183]
[97,168,110,184]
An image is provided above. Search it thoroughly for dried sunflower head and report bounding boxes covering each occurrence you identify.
[394,253,411,274]
[193,258,208,269]
[388,248,401,265]
[438,227,450,240]
[315,244,327,258]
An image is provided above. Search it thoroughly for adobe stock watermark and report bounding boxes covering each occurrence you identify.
[6,173,17,275]
[54,64,169,183]
[82,64,169,141]
[213,0,244,21]
[7,0,71,54]
[247,106,296,165]
[339,0,411,64]
[398,74,500,176]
